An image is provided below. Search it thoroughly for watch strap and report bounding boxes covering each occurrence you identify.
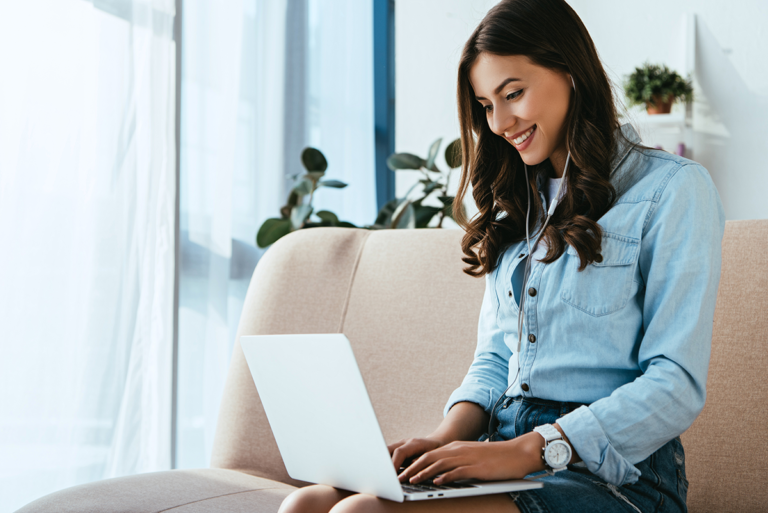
[533,424,562,442]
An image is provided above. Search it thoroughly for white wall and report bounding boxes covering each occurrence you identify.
[396,0,768,221]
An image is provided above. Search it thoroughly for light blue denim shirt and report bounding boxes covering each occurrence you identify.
[444,124,725,487]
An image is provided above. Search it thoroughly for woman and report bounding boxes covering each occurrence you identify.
[279,0,724,511]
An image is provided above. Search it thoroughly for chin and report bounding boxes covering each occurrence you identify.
[518,151,548,167]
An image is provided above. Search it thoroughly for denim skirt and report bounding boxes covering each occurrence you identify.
[489,396,689,513]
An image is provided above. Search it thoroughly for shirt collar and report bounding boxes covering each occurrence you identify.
[611,123,641,176]
[536,123,641,189]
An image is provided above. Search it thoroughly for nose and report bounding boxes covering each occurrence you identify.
[489,106,515,137]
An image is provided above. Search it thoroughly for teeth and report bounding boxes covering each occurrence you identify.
[513,125,535,145]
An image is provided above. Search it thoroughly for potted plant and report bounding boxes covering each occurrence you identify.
[255,138,465,247]
[375,137,464,230]
[624,62,694,114]
[256,148,356,248]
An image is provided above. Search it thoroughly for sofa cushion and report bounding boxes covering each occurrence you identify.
[15,469,295,513]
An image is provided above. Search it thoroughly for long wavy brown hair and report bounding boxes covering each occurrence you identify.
[453,0,637,277]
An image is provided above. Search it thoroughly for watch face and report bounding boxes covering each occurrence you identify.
[546,440,571,468]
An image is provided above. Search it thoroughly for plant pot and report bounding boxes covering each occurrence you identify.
[646,95,673,115]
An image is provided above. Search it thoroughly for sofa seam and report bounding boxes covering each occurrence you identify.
[337,231,372,332]
[154,487,291,513]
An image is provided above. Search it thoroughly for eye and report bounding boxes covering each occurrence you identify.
[482,90,523,114]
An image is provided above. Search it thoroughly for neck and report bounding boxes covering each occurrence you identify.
[549,146,569,178]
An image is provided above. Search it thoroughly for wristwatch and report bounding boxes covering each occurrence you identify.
[533,424,572,473]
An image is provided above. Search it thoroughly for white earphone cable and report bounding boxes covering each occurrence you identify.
[484,151,572,440]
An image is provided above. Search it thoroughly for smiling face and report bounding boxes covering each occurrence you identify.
[469,52,573,174]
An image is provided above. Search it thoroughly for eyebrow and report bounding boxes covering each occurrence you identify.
[474,78,521,101]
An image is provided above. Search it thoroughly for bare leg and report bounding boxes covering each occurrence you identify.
[279,484,522,513]
[278,484,355,513]
[330,492,521,513]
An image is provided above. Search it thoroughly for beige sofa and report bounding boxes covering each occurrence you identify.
[18,221,768,512]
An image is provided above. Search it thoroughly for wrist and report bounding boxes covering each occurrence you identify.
[553,422,581,464]
[425,434,450,447]
[516,431,548,475]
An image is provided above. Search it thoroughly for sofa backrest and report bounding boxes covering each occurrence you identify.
[211,221,768,512]
[682,219,767,512]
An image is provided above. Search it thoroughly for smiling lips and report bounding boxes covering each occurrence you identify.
[509,124,537,147]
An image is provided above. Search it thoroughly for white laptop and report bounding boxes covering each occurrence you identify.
[240,333,543,502]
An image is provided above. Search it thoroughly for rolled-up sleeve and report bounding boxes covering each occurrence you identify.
[557,163,725,486]
[444,272,512,417]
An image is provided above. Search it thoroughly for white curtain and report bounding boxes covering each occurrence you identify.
[176,0,375,468]
[0,1,176,510]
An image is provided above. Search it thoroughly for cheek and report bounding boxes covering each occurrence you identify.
[536,94,569,137]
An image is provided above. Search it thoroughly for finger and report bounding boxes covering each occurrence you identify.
[409,457,460,484]
[433,465,473,485]
[387,440,405,456]
[397,449,434,482]
[392,442,427,471]
[392,444,418,471]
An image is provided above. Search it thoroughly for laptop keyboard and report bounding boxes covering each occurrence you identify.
[401,480,479,494]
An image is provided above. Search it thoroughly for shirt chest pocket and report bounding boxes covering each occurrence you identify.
[560,233,640,317]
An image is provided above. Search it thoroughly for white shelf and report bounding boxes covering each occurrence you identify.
[633,111,686,127]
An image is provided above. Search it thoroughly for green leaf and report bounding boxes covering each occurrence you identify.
[623,61,694,107]
[444,138,462,168]
[413,204,441,228]
[387,153,425,170]
[422,181,441,195]
[307,171,325,182]
[315,210,339,224]
[425,138,442,171]
[336,221,357,228]
[319,179,348,188]
[375,198,399,226]
[391,199,416,229]
[301,147,328,172]
[292,178,313,196]
[285,190,301,209]
[256,218,292,248]
[437,195,455,207]
[290,204,312,229]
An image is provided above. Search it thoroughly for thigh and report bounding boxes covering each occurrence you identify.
[279,484,355,513]
[330,492,520,513]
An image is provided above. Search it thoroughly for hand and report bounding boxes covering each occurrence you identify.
[397,432,545,486]
[388,437,444,473]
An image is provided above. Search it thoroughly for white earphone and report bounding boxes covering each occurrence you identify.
[484,152,572,440]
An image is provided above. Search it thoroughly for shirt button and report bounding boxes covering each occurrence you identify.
[595,254,604,263]
[521,383,530,392]
[528,287,537,297]
[508,290,513,297]
[528,334,536,343]
[519,253,525,258]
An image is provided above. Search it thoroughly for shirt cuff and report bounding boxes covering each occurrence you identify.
[557,405,642,486]
[443,385,498,418]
